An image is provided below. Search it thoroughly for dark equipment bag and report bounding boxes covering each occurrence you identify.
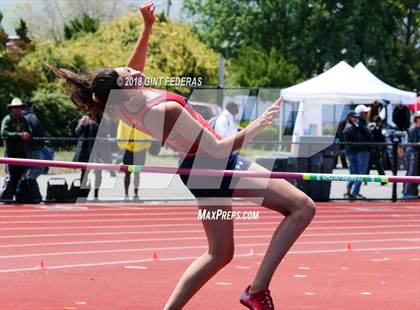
[46,178,69,202]
[15,178,42,204]
[68,178,91,202]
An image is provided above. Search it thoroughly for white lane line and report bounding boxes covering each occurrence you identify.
[265,246,420,255]
[2,217,420,225]
[370,258,391,262]
[1,239,419,259]
[2,229,419,240]
[124,266,147,270]
[74,301,87,305]
[215,282,232,286]
[360,292,372,296]
[0,252,253,273]
[1,208,418,218]
[1,235,419,249]
[2,223,420,232]
[1,246,419,274]
[0,243,262,259]
[0,203,420,214]
[1,211,418,219]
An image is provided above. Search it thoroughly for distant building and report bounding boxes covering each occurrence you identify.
[6,34,21,52]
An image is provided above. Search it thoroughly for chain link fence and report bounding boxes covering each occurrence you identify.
[0,137,418,202]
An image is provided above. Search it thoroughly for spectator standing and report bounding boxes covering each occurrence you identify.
[355,104,370,127]
[117,120,151,200]
[22,99,46,180]
[74,114,102,199]
[392,104,411,131]
[368,116,386,182]
[343,111,372,199]
[403,112,420,198]
[356,104,372,186]
[214,102,239,138]
[0,98,31,200]
[335,115,349,169]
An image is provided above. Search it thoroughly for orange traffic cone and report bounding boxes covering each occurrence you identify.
[346,243,352,251]
[152,250,159,261]
[39,258,46,269]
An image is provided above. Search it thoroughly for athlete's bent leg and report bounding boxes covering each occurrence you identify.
[233,162,316,292]
[164,200,234,310]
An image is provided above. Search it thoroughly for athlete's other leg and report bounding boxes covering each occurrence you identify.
[233,162,316,292]
[164,199,234,310]
[133,172,140,198]
[124,171,131,198]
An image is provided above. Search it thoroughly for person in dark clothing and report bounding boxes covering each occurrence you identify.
[403,112,420,197]
[0,98,31,200]
[343,111,372,199]
[392,104,411,131]
[355,105,372,185]
[335,117,348,168]
[74,114,113,199]
[368,116,386,182]
[74,114,101,199]
[22,99,46,180]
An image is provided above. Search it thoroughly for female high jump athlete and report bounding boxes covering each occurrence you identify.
[48,2,316,309]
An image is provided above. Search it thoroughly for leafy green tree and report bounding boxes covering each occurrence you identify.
[184,0,419,90]
[32,88,81,137]
[156,11,168,23]
[0,14,40,121]
[0,12,7,46]
[17,13,219,135]
[15,19,30,43]
[21,13,219,92]
[229,44,301,87]
[64,13,100,40]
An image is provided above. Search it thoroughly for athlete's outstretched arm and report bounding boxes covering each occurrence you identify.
[144,98,282,158]
[126,1,156,72]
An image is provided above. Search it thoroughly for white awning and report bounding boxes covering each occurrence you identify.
[281,61,416,104]
[353,62,416,104]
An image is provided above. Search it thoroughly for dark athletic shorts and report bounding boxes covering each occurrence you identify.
[123,150,146,166]
[178,152,252,198]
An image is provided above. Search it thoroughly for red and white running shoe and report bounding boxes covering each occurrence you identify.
[240,285,275,310]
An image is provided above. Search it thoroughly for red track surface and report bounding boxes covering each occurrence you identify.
[1,201,419,310]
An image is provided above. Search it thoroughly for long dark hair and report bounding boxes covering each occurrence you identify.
[47,64,122,117]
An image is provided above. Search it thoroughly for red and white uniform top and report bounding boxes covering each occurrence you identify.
[118,88,221,156]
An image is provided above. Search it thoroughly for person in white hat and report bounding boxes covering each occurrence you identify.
[343,110,372,199]
[355,104,370,127]
[0,98,31,200]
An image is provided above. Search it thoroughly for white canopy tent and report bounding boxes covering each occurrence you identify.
[279,61,368,156]
[353,62,416,105]
[278,61,417,157]
[281,61,389,104]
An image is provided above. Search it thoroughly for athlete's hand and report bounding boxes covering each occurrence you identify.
[258,97,282,128]
[80,115,90,126]
[140,1,156,28]
[20,132,30,141]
